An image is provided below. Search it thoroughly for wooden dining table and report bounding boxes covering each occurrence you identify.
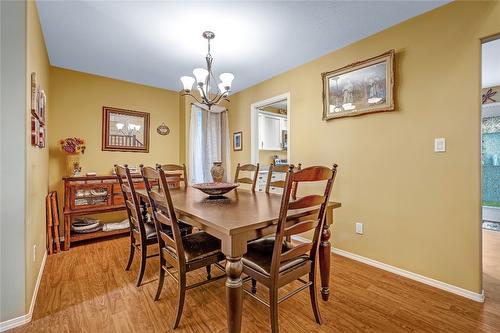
[136,187,341,333]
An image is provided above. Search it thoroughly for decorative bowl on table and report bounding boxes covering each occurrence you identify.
[192,182,239,198]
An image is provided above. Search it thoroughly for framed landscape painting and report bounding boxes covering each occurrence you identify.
[322,50,395,120]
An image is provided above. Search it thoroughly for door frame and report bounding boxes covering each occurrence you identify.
[250,92,291,164]
[480,32,500,299]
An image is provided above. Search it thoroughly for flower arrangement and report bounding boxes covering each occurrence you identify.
[60,137,86,155]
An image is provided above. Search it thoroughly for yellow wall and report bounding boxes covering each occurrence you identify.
[259,150,287,165]
[179,95,193,166]
[25,0,50,311]
[228,1,500,294]
[179,95,188,165]
[49,67,181,220]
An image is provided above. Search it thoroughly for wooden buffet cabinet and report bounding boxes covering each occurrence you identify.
[62,174,177,250]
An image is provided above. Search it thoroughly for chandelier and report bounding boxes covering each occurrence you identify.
[180,31,234,110]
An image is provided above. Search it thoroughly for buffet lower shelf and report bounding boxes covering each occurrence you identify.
[70,228,129,243]
[63,174,175,250]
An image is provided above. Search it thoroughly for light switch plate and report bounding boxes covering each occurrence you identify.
[355,223,363,235]
[434,138,446,152]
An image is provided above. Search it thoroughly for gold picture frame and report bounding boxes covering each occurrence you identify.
[322,50,395,120]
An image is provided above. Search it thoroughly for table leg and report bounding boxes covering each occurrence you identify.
[319,223,331,301]
[225,256,243,333]
[63,215,71,251]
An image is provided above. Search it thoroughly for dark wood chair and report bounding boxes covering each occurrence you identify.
[116,164,191,286]
[141,165,226,329]
[234,163,260,191]
[265,163,301,199]
[242,164,338,333]
[115,164,159,287]
[156,163,188,187]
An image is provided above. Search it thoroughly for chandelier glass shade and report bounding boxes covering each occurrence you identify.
[115,122,141,136]
[180,31,234,110]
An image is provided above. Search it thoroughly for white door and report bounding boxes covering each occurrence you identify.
[260,114,281,150]
[280,118,288,149]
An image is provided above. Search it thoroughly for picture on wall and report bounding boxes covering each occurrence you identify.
[233,131,242,151]
[102,106,150,152]
[30,72,47,148]
[322,50,395,120]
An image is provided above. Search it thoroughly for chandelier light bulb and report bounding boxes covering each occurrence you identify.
[219,72,234,89]
[180,76,195,92]
[116,123,124,130]
[193,68,209,84]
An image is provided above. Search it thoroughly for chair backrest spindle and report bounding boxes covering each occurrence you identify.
[115,164,148,240]
[156,163,188,187]
[234,163,260,191]
[265,163,302,198]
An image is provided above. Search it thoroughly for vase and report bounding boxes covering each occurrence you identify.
[210,162,224,183]
[66,154,81,177]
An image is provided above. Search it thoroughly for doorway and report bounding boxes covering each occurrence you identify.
[481,36,500,302]
[250,93,290,192]
[250,93,291,165]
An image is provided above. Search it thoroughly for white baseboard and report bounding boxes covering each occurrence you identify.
[0,250,47,332]
[292,236,485,303]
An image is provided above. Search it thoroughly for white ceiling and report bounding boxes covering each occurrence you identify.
[483,38,500,88]
[36,0,449,93]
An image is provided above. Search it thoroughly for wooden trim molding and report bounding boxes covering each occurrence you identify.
[0,251,47,332]
[292,235,485,303]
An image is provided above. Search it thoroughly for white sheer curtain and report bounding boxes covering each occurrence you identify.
[188,104,231,184]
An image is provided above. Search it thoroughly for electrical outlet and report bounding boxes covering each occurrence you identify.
[33,244,36,262]
[355,223,363,235]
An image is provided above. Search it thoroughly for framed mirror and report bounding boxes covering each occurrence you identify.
[102,106,150,152]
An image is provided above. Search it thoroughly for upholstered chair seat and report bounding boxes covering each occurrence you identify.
[164,231,225,262]
[243,238,310,275]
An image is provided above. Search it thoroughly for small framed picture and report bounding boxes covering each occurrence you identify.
[233,131,242,151]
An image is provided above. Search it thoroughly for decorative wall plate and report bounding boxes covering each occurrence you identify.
[157,123,170,135]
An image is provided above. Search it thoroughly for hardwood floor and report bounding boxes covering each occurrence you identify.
[10,232,500,333]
